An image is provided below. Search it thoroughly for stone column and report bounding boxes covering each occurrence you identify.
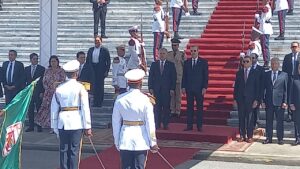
[39,0,58,67]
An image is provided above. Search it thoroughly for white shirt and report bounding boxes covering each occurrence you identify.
[271,70,278,84]
[171,0,183,8]
[31,64,37,78]
[79,63,84,77]
[112,89,157,151]
[112,56,127,88]
[258,4,273,35]
[127,38,144,69]
[92,47,101,63]
[274,0,289,11]
[244,68,250,78]
[51,79,91,132]
[152,6,165,33]
[192,58,198,67]
[6,60,15,83]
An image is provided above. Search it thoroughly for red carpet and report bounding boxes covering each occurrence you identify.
[179,0,259,128]
[156,123,238,144]
[79,146,200,169]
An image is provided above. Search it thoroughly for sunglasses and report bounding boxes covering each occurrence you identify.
[243,60,250,63]
[292,46,298,48]
[191,50,197,52]
[172,44,179,46]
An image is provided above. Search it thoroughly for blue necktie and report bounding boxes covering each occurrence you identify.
[7,62,13,83]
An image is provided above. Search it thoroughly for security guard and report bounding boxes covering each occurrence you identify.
[112,45,128,95]
[51,60,92,169]
[112,69,159,169]
[166,38,185,117]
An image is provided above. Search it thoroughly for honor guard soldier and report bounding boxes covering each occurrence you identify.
[127,26,146,70]
[171,0,184,39]
[112,69,159,169]
[152,2,165,61]
[112,45,128,95]
[51,60,92,169]
[255,0,273,68]
[166,38,185,117]
[274,0,289,40]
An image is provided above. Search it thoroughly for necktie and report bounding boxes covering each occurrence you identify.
[7,62,13,83]
[193,59,196,68]
[79,65,83,77]
[160,61,164,74]
[244,68,248,82]
[293,53,297,75]
[272,72,277,84]
[31,65,36,78]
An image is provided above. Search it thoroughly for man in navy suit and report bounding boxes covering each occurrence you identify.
[2,50,25,105]
[262,57,288,145]
[0,67,3,98]
[76,51,95,91]
[182,45,208,132]
[234,55,260,143]
[86,36,111,107]
[24,53,45,132]
[90,0,110,38]
[149,48,177,129]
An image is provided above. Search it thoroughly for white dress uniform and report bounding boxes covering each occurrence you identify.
[152,6,165,33]
[112,56,127,89]
[171,0,183,8]
[274,0,289,11]
[257,4,273,35]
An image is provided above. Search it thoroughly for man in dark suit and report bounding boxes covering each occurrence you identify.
[262,57,288,145]
[149,48,176,129]
[86,36,111,107]
[234,55,259,143]
[0,67,3,98]
[90,0,110,38]
[2,50,25,105]
[24,53,45,132]
[182,45,208,132]
[282,41,300,122]
[76,51,95,91]
[251,53,265,127]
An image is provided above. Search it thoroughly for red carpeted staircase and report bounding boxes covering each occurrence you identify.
[159,0,259,144]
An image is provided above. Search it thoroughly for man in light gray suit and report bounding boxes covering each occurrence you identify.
[262,57,288,145]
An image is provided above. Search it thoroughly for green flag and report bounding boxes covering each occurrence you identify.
[0,79,38,169]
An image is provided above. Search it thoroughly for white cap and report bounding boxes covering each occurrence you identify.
[240,52,245,58]
[62,60,80,72]
[125,69,145,83]
[128,25,139,32]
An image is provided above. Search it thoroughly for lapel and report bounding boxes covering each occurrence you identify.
[273,71,281,86]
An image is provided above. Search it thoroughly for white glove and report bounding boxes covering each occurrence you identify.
[165,12,169,17]
[185,11,190,16]
[115,145,120,151]
[240,52,245,58]
[54,128,59,139]
[254,14,259,19]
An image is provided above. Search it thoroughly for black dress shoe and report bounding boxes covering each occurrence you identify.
[37,126,43,132]
[184,128,193,131]
[278,140,284,145]
[237,137,245,142]
[163,126,169,130]
[25,127,34,132]
[287,10,293,15]
[197,128,202,132]
[294,140,300,145]
[101,35,108,38]
[263,139,272,144]
[274,35,285,40]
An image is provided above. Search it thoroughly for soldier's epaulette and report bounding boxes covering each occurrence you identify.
[128,39,135,46]
[142,92,156,105]
[113,57,120,63]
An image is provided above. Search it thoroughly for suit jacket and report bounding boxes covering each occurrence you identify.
[25,64,45,98]
[86,46,111,78]
[263,71,288,107]
[253,64,265,102]
[2,60,25,93]
[182,57,208,92]
[290,76,300,108]
[77,63,95,85]
[282,52,299,78]
[148,60,177,94]
[0,67,3,97]
[234,68,259,103]
[90,0,110,10]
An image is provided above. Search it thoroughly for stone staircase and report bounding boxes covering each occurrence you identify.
[0,0,217,128]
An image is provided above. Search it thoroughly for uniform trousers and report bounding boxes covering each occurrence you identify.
[288,0,294,11]
[170,82,182,115]
[186,90,203,129]
[120,150,147,169]
[153,32,164,61]
[59,129,83,169]
[277,9,287,35]
[265,105,284,141]
[237,98,255,139]
[260,34,270,64]
[192,0,199,11]
[93,6,107,36]
[172,7,182,32]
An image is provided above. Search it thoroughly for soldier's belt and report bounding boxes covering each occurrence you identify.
[61,106,81,111]
[123,120,144,126]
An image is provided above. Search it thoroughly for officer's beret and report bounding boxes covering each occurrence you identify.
[171,38,181,44]
[63,60,80,72]
[125,69,145,84]
[128,25,139,32]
